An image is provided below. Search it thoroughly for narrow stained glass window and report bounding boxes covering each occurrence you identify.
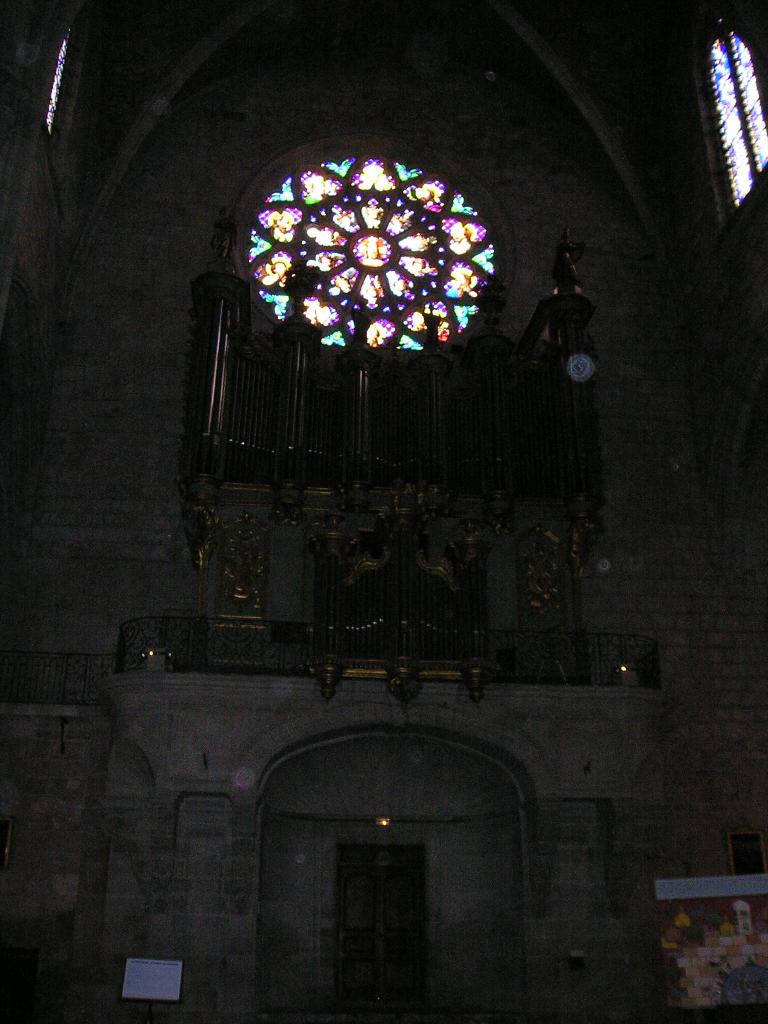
[709,31,768,206]
[732,34,768,172]
[250,157,495,349]
[46,31,69,133]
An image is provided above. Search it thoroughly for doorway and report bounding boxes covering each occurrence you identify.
[0,948,38,1024]
[337,844,424,1005]
[258,731,525,1012]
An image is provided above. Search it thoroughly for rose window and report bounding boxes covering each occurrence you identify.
[249,157,496,348]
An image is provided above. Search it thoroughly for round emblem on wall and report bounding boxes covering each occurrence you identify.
[566,353,595,382]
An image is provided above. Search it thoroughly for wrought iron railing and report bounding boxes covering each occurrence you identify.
[115,617,312,675]
[114,618,659,689]
[0,626,659,703]
[488,630,660,689]
[0,651,114,705]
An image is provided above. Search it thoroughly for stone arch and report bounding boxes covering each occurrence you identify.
[255,721,539,806]
[241,712,558,804]
[0,0,89,331]
[255,724,531,1014]
[62,0,277,313]
[706,319,768,526]
[105,735,155,797]
[482,0,657,239]
[8,1,79,122]
[62,0,660,314]
[728,0,768,70]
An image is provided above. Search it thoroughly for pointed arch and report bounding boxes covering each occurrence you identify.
[63,0,661,313]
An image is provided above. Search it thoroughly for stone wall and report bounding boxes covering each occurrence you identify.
[2,3,768,1022]
[6,40,658,656]
[0,701,110,1023]
[52,670,660,1024]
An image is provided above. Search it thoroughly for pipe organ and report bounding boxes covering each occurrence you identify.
[181,246,602,702]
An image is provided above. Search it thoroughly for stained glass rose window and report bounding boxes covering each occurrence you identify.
[249,158,496,348]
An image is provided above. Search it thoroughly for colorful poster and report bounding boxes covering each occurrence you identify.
[656,875,768,1008]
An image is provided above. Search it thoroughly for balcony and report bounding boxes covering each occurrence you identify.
[115,617,311,676]
[490,629,659,689]
[0,651,114,705]
[0,623,659,706]
[113,617,659,689]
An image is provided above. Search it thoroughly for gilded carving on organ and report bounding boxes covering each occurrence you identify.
[210,206,237,269]
[216,511,269,619]
[517,526,563,621]
[568,514,596,578]
[415,546,458,591]
[183,501,219,571]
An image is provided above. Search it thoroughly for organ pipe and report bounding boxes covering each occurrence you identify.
[461,325,516,527]
[188,271,250,480]
[275,315,316,487]
[413,322,451,507]
[339,329,379,507]
[182,234,606,701]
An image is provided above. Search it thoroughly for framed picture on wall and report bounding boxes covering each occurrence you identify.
[728,831,767,875]
[0,818,13,868]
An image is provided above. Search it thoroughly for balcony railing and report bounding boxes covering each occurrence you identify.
[0,625,659,705]
[489,630,660,689]
[116,618,659,689]
[0,651,114,705]
[115,617,312,676]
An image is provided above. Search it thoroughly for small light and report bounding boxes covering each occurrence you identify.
[148,649,155,656]
[619,664,628,672]
[376,817,391,828]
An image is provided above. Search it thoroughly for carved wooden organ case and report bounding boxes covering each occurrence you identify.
[180,264,602,702]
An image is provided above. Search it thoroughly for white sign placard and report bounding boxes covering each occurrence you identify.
[655,872,768,900]
[122,958,183,1002]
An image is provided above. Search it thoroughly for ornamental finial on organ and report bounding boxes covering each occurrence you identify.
[552,227,585,295]
[284,260,320,313]
[209,206,237,271]
[351,304,370,346]
[476,273,506,327]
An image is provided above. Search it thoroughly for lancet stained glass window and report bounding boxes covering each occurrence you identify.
[46,31,70,133]
[709,31,768,205]
[250,158,495,348]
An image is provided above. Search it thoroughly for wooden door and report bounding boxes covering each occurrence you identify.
[0,948,38,1024]
[337,844,424,1005]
